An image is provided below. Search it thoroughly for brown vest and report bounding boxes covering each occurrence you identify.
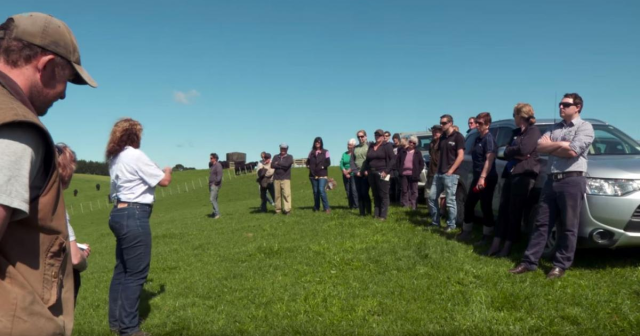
[0,85,74,335]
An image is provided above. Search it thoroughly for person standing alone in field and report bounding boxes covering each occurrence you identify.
[0,12,97,336]
[272,143,294,215]
[307,137,331,213]
[106,118,172,336]
[209,153,222,219]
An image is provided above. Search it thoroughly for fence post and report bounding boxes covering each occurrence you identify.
[185,182,189,192]
[192,180,196,189]
[199,179,203,188]
[70,204,74,216]
[80,203,84,214]
[89,202,93,212]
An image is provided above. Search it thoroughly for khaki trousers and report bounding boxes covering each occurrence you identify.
[274,179,292,213]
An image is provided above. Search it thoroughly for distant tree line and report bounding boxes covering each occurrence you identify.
[75,160,109,176]
[173,164,196,172]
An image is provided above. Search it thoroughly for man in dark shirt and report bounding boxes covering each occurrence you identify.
[426,125,443,190]
[428,114,465,231]
[272,143,294,215]
[208,153,223,219]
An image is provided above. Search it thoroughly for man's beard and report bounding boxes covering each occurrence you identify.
[27,84,54,117]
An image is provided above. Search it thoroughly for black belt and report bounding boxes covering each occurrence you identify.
[116,202,153,209]
[549,172,584,181]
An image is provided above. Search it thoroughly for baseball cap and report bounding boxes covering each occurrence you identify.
[2,13,97,88]
[279,143,289,149]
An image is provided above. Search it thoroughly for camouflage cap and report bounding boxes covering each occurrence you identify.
[2,12,97,88]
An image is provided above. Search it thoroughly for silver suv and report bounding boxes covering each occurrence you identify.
[455,118,640,255]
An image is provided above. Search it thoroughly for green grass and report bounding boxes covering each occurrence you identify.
[67,168,640,336]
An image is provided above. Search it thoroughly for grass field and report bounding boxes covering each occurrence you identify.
[67,167,640,336]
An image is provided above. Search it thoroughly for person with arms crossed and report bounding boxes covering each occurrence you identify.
[272,143,294,215]
[509,93,594,279]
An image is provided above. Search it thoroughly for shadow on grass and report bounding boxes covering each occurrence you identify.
[140,279,166,322]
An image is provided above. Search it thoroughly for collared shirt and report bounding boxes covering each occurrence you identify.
[543,116,594,174]
[471,132,498,176]
[437,130,465,175]
[353,142,369,169]
[109,146,165,204]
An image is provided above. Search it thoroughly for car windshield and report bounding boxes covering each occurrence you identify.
[536,123,640,155]
[417,135,432,151]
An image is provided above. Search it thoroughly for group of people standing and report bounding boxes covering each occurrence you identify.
[426,93,594,279]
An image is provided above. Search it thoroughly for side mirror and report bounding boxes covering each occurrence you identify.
[497,146,507,160]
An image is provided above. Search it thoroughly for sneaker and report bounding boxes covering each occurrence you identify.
[213,215,220,219]
[444,227,456,233]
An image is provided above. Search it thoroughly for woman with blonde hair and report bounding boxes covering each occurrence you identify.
[55,143,91,305]
[106,118,172,336]
[486,103,541,257]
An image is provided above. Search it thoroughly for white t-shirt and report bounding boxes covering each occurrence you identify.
[109,146,164,204]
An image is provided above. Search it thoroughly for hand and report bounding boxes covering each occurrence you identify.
[476,177,485,189]
[539,135,551,143]
[445,171,453,176]
[163,167,172,174]
[364,171,369,177]
[381,172,387,179]
[356,172,361,177]
[81,243,91,258]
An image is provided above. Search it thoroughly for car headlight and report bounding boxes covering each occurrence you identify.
[586,178,640,196]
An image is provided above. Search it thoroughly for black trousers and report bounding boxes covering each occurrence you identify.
[368,172,390,219]
[522,176,586,270]
[355,175,372,216]
[73,269,81,306]
[463,174,498,227]
[260,183,275,212]
[495,174,536,242]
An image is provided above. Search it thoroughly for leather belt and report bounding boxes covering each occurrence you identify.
[549,172,584,181]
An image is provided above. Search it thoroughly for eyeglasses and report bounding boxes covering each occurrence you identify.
[559,102,576,109]
[476,121,485,126]
[357,135,365,138]
[440,121,449,126]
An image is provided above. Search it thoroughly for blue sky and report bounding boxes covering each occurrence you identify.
[5,0,640,169]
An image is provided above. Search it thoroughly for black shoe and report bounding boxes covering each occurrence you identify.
[456,231,473,242]
[473,235,492,247]
[509,263,534,275]
[546,267,565,279]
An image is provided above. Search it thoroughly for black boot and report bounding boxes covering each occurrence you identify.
[485,237,501,256]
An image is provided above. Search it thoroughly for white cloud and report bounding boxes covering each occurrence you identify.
[173,90,200,104]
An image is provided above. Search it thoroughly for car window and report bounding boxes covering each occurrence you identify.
[417,135,432,152]
[465,131,479,154]
[496,127,513,147]
[591,125,640,155]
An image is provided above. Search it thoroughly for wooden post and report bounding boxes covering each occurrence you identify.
[80,203,84,214]
[192,180,196,189]
[90,202,93,211]
[199,179,203,188]
[185,182,189,192]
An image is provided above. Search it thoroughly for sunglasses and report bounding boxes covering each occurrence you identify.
[440,121,450,126]
[476,121,485,126]
[559,102,576,108]
[357,135,365,138]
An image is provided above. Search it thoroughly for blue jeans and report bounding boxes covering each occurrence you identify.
[428,174,459,229]
[108,204,152,335]
[310,177,330,211]
[342,174,358,209]
[210,185,220,216]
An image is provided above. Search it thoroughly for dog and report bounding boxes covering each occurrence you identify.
[325,177,337,191]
